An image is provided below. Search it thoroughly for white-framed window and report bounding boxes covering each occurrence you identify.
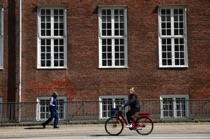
[0,6,4,69]
[37,7,67,69]
[98,5,128,68]
[158,6,188,68]
[160,95,189,119]
[36,96,67,121]
[99,95,128,119]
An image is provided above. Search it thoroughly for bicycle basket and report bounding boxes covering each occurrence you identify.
[111,108,119,116]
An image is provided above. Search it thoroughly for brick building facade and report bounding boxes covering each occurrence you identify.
[0,0,209,120]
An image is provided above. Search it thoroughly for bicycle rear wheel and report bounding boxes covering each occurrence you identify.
[105,117,124,136]
[135,116,153,135]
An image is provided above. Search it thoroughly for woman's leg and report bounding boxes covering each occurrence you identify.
[126,108,140,124]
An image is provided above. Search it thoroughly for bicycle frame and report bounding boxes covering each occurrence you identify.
[115,110,128,126]
[132,112,154,129]
[140,113,154,122]
[115,111,154,127]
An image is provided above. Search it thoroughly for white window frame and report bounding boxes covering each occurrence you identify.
[99,95,128,119]
[36,96,67,121]
[0,6,4,69]
[158,5,188,68]
[160,94,189,119]
[37,7,67,69]
[98,5,128,68]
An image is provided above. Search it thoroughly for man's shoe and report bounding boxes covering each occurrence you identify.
[125,124,132,128]
[41,123,46,129]
[54,126,59,128]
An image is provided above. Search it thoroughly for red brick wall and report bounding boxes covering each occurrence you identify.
[1,0,209,102]
[0,0,20,102]
[0,0,8,101]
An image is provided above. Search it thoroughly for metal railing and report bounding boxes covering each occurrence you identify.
[0,100,209,124]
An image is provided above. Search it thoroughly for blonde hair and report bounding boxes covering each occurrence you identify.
[130,87,135,93]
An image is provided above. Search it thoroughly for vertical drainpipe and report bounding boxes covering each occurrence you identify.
[18,0,22,123]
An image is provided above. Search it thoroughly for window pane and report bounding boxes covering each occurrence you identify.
[53,39,64,67]
[101,98,112,117]
[107,29,111,36]
[160,8,184,35]
[174,8,184,35]
[161,39,172,66]
[40,9,51,37]
[101,39,112,66]
[180,59,184,65]
[100,8,126,67]
[114,39,125,66]
[176,98,186,117]
[160,9,171,36]
[162,98,173,117]
[114,9,124,36]
[159,7,186,67]
[53,9,64,36]
[174,38,185,65]
[39,8,66,68]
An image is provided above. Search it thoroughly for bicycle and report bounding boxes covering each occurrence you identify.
[105,107,154,136]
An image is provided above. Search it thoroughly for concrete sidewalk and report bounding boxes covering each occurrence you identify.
[0,122,209,138]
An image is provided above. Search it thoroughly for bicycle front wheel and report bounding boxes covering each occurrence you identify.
[105,117,124,136]
[135,116,153,135]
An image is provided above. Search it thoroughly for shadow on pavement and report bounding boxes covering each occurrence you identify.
[90,135,126,137]
[24,127,44,129]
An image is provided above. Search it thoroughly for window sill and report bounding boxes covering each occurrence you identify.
[37,67,67,70]
[159,65,189,69]
[99,66,128,69]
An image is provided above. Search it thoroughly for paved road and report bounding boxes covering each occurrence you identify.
[0,122,210,139]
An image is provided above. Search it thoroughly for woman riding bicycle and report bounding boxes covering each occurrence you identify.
[122,87,140,128]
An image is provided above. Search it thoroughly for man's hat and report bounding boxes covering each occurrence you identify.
[53,92,58,96]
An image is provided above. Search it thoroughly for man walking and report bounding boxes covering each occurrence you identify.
[42,92,59,128]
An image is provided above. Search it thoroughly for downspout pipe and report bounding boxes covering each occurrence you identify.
[18,0,22,123]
